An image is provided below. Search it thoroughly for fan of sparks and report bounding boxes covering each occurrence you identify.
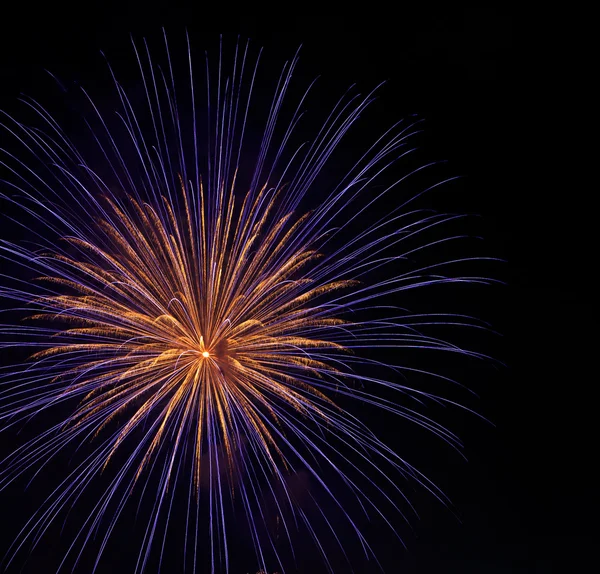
[0,36,492,573]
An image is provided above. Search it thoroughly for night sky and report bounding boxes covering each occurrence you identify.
[0,4,591,573]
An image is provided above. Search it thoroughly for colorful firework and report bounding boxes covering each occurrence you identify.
[0,35,493,573]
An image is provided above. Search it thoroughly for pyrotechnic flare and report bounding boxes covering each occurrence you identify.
[0,35,493,573]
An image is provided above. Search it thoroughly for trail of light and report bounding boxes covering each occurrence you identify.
[0,35,494,574]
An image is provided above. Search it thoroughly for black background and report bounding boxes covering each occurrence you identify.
[0,3,591,573]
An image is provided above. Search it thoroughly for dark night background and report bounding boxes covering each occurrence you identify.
[0,4,592,573]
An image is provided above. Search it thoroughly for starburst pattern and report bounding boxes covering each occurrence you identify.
[0,36,493,573]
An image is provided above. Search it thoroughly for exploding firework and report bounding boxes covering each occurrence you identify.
[0,35,493,573]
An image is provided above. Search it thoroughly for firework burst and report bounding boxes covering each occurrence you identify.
[0,35,494,573]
